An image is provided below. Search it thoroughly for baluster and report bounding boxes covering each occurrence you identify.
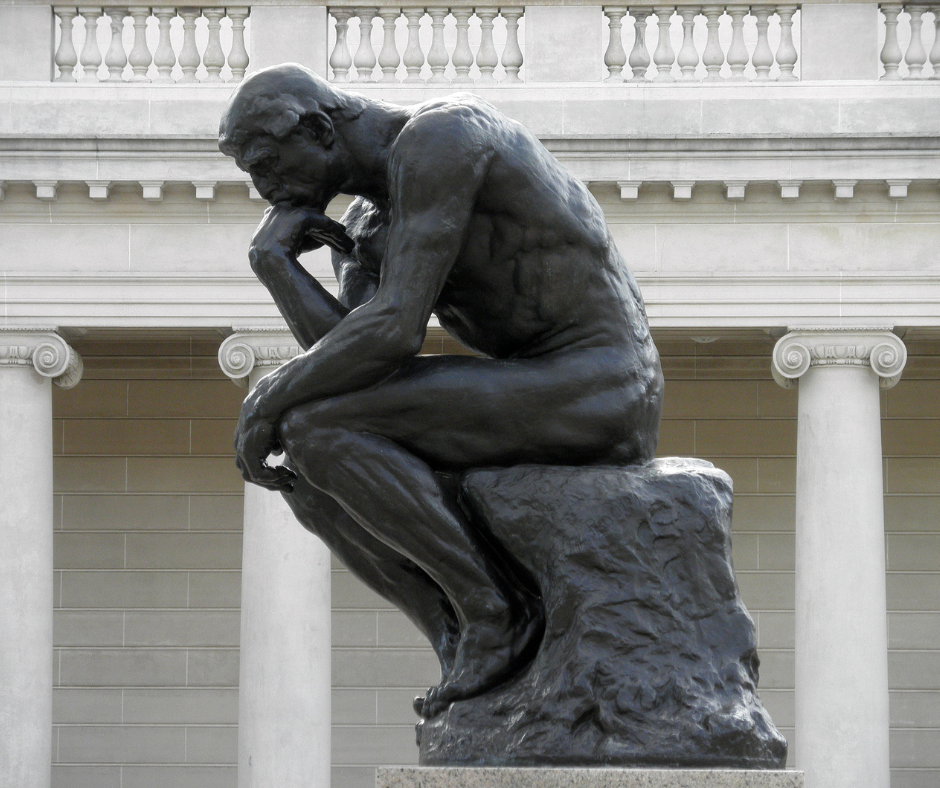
[931,6,940,78]
[775,5,798,80]
[652,6,675,80]
[427,7,450,83]
[203,8,226,81]
[604,8,628,82]
[726,5,748,79]
[177,8,200,81]
[54,7,79,81]
[500,8,523,82]
[330,10,353,81]
[628,8,652,81]
[105,8,128,80]
[676,7,700,80]
[78,7,103,81]
[476,8,499,82]
[452,8,474,83]
[228,7,250,81]
[152,8,176,82]
[701,5,724,80]
[354,8,378,81]
[905,5,928,77]
[127,6,152,81]
[752,5,774,80]
[602,8,627,82]
[377,8,401,82]
[402,8,425,82]
[880,4,903,79]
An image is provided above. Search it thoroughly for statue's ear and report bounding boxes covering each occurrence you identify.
[302,109,335,149]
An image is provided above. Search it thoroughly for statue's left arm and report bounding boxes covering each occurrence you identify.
[234,115,492,490]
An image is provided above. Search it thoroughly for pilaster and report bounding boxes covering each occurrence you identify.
[219,328,331,788]
[772,327,904,788]
[0,329,82,788]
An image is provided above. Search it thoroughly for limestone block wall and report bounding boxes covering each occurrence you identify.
[51,338,245,788]
[49,336,940,788]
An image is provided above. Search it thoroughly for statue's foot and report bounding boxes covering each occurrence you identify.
[420,595,543,719]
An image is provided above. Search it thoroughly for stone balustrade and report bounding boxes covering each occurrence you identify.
[53,5,250,82]
[3,1,940,85]
[327,6,524,83]
[603,5,799,82]
[880,4,940,78]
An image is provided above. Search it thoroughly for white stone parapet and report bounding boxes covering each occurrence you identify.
[0,330,81,788]
[773,327,904,788]
[218,328,331,788]
[52,5,250,83]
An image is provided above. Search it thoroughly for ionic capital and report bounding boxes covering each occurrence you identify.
[772,327,906,391]
[0,328,83,389]
[218,327,302,387]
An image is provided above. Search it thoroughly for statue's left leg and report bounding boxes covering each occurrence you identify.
[280,474,460,677]
[276,345,663,716]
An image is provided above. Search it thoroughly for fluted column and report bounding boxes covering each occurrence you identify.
[772,327,904,788]
[0,329,82,788]
[219,329,331,788]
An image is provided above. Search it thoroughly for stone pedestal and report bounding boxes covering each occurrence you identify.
[0,330,81,788]
[419,459,785,769]
[379,767,803,788]
[772,328,904,788]
[219,330,332,788]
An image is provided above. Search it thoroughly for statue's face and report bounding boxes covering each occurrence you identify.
[232,127,337,211]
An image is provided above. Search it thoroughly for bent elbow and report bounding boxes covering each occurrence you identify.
[377,323,424,361]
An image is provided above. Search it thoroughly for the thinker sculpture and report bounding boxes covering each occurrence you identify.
[219,64,786,769]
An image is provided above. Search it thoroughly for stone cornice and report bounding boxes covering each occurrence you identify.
[0,328,83,388]
[771,327,907,391]
[218,328,302,388]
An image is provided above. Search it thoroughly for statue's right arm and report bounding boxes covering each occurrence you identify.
[248,204,355,351]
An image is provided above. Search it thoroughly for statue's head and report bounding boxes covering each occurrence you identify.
[219,64,359,209]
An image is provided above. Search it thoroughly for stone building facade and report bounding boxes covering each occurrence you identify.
[1,4,939,788]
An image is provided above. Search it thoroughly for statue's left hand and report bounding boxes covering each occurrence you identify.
[233,386,297,492]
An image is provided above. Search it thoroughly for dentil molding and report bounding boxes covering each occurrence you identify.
[218,327,302,388]
[0,328,83,389]
[772,327,907,390]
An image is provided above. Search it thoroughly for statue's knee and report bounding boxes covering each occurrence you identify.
[278,408,351,478]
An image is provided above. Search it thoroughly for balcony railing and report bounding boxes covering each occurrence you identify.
[880,4,940,79]
[601,5,799,82]
[327,6,524,84]
[52,4,250,82]
[2,1,938,84]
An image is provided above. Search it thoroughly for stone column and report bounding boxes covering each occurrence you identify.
[219,329,332,788]
[772,327,905,788]
[0,329,82,788]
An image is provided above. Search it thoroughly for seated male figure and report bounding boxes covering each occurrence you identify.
[219,64,663,717]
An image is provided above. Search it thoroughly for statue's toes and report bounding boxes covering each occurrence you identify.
[412,694,426,717]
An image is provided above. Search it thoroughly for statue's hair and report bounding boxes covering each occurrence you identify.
[218,63,363,159]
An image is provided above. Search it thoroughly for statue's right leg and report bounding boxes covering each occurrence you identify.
[280,473,460,678]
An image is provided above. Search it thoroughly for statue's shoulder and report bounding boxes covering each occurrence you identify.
[397,93,506,149]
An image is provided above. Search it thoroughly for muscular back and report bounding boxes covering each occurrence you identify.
[333,95,655,366]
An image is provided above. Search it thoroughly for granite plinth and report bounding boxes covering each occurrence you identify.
[378,767,804,788]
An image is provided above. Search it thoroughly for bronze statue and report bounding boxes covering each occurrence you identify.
[219,64,785,768]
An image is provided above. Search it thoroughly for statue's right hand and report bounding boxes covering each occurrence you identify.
[249,204,354,274]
